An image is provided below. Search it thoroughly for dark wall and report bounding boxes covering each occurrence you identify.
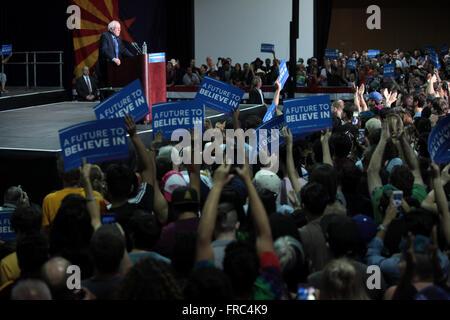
[327,0,450,54]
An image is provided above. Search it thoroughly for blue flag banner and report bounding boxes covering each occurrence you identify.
[263,102,277,123]
[425,45,437,55]
[0,209,16,242]
[1,44,12,55]
[255,115,285,154]
[383,64,395,77]
[284,95,333,137]
[59,118,129,172]
[279,59,289,91]
[428,115,450,164]
[149,52,166,64]
[261,43,275,53]
[430,53,441,69]
[93,79,150,122]
[441,44,449,55]
[195,77,245,115]
[368,50,380,58]
[152,101,204,140]
[325,49,339,60]
[347,60,357,70]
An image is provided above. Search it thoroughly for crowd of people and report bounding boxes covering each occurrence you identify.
[0,45,449,300]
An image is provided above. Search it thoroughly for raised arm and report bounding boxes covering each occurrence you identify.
[431,162,450,246]
[196,164,234,262]
[367,120,390,196]
[232,106,241,130]
[236,160,274,254]
[321,129,333,167]
[282,127,302,196]
[353,84,361,113]
[398,129,425,187]
[273,79,283,116]
[125,116,168,225]
[358,84,368,111]
[81,158,101,231]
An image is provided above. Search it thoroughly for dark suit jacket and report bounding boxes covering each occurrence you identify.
[76,75,98,101]
[96,31,133,85]
[248,88,264,105]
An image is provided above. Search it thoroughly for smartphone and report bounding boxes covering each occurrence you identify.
[101,214,117,225]
[358,129,365,145]
[297,286,316,300]
[392,190,403,208]
[352,112,359,126]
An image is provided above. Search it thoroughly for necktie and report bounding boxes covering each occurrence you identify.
[113,36,119,59]
[85,76,92,94]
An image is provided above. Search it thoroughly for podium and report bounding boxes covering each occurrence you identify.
[106,53,167,122]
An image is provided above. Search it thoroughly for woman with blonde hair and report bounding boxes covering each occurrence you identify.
[319,258,370,300]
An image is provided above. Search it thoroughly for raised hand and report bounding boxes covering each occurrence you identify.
[125,114,137,137]
[282,126,293,147]
[213,163,234,187]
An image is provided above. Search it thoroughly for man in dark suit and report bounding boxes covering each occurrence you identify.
[96,20,133,87]
[76,66,98,101]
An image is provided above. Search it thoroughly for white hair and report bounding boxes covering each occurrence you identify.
[108,20,119,31]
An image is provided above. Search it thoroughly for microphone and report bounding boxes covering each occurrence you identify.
[131,42,142,55]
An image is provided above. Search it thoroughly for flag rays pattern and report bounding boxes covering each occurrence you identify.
[72,0,136,78]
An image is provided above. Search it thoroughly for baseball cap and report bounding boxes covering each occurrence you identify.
[369,91,383,102]
[254,169,281,195]
[161,171,188,202]
[171,186,199,207]
[353,214,377,245]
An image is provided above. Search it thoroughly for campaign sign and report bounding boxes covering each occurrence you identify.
[425,45,437,55]
[256,115,285,154]
[347,60,357,69]
[325,49,339,60]
[59,118,129,172]
[263,102,277,123]
[149,52,165,64]
[383,64,395,77]
[441,44,449,55]
[284,95,333,137]
[1,44,12,55]
[195,77,244,115]
[430,53,441,69]
[278,59,289,90]
[94,79,150,122]
[152,101,204,140]
[368,50,380,58]
[261,43,275,53]
[428,115,450,164]
[0,210,16,242]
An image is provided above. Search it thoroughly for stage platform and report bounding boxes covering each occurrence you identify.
[0,101,265,155]
[0,87,68,111]
[0,100,265,205]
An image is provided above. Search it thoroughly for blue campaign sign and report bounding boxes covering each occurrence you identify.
[263,102,277,123]
[383,64,395,77]
[256,115,285,154]
[0,209,16,242]
[152,101,204,140]
[195,76,244,115]
[430,53,441,69]
[278,59,289,90]
[347,60,357,70]
[59,118,129,172]
[441,44,449,55]
[428,115,450,164]
[261,43,275,53]
[149,52,165,64]
[425,45,437,55]
[93,79,150,122]
[325,49,339,60]
[284,95,333,137]
[368,50,380,58]
[2,44,12,55]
